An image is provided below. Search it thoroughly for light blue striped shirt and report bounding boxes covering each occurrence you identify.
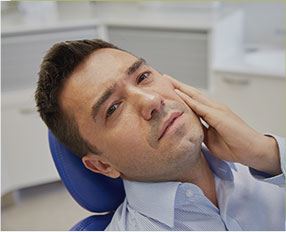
[106,135,285,230]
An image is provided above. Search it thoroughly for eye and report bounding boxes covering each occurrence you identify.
[106,102,120,118]
[137,71,151,84]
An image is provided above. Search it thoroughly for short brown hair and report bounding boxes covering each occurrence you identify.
[35,39,120,158]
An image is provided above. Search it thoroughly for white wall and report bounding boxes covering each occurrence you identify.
[222,1,285,48]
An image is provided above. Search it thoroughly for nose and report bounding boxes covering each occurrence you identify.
[128,87,164,121]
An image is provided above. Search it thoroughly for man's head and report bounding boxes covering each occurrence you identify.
[35,39,204,182]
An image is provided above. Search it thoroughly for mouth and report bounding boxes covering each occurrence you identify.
[158,111,184,141]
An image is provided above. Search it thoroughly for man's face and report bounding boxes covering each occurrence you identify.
[60,48,204,181]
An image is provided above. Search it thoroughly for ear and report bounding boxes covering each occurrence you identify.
[82,153,121,179]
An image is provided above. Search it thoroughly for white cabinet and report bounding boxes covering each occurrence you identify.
[2,89,59,195]
[2,27,99,195]
[212,71,286,137]
[2,27,99,92]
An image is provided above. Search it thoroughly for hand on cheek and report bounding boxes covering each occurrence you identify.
[163,74,281,176]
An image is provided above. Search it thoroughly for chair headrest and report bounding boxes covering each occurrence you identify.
[48,130,125,213]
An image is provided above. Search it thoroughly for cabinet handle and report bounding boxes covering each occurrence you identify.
[222,76,250,86]
[19,108,36,115]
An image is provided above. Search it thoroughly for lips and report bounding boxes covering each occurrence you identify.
[158,111,183,140]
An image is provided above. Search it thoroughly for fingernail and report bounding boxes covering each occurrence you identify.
[174,89,181,94]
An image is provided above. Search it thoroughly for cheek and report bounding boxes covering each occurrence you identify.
[155,76,174,89]
[103,129,154,174]
[155,79,195,114]
[154,76,192,106]
[153,77,201,129]
[154,77,178,99]
[102,115,150,160]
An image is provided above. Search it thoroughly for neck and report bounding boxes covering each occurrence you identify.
[177,152,218,207]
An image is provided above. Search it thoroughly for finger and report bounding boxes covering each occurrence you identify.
[175,90,221,126]
[174,88,219,112]
[165,75,212,106]
[165,74,222,109]
[164,74,201,97]
[204,126,233,161]
[175,89,210,118]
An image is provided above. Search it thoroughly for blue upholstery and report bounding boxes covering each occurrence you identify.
[70,214,114,231]
[48,130,125,230]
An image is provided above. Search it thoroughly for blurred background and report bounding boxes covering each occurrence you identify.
[1,1,285,230]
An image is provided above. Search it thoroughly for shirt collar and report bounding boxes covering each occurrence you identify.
[123,180,180,228]
[123,145,235,228]
[202,145,237,181]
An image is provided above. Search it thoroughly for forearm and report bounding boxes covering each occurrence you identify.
[240,134,281,176]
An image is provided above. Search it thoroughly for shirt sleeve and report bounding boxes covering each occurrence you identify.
[249,134,285,187]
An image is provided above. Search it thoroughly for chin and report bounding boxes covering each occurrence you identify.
[179,129,203,156]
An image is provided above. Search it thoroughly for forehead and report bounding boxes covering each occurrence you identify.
[79,48,138,85]
[59,48,137,115]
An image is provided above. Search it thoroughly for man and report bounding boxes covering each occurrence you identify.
[35,39,285,230]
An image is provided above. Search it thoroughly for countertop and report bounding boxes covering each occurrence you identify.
[213,48,285,78]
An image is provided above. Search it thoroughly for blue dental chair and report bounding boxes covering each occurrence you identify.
[48,130,125,230]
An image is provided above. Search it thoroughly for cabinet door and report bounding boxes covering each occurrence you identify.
[108,26,209,90]
[2,89,60,195]
[213,72,286,136]
[2,27,98,92]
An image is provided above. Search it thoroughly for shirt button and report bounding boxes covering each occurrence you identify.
[186,189,193,198]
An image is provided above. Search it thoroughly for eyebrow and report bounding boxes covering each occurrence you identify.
[91,58,146,120]
[127,58,146,75]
